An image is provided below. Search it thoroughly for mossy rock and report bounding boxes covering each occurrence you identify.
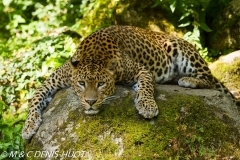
[24,85,240,159]
[210,51,240,99]
[116,0,185,37]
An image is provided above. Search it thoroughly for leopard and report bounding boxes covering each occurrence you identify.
[22,25,239,140]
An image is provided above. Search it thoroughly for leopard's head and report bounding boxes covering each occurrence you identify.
[70,58,117,114]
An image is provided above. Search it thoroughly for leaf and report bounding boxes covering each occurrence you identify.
[200,0,210,9]
[35,70,42,78]
[151,0,162,8]
[48,46,55,53]
[13,15,26,23]
[2,0,13,6]
[170,0,177,13]
[42,63,49,75]
[193,26,200,38]
[15,83,25,91]
[199,23,212,32]
[0,100,7,108]
[178,21,191,27]
[179,12,191,21]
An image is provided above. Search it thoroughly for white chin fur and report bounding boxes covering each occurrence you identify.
[84,110,99,114]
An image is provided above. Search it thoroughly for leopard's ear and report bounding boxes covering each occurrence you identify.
[106,59,117,75]
[70,57,80,69]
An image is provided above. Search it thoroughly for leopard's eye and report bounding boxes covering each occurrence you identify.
[97,82,105,87]
[78,81,85,87]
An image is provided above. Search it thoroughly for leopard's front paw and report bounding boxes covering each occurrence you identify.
[135,98,159,118]
[22,113,42,140]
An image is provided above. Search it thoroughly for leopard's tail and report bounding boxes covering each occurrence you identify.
[213,77,240,108]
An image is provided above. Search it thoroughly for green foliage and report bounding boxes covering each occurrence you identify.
[153,0,212,31]
[154,0,212,57]
[0,0,80,56]
[0,100,26,160]
[153,0,231,59]
[72,0,120,38]
[0,34,76,106]
[0,33,76,160]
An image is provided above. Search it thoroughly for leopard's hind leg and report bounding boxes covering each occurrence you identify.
[166,37,239,106]
[177,64,240,107]
[175,52,215,89]
[178,74,214,89]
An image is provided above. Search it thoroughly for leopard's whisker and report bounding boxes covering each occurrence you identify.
[102,96,119,105]
[104,96,117,101]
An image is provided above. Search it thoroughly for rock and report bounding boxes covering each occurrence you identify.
[217,50,240,64]
[209,51,240,99]
[115,0,184,37]
[25,85,240,159]
[207,0,240,50]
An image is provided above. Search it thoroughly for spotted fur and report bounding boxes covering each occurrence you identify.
[22,25,239,140]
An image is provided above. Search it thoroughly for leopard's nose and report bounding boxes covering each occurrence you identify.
[85,99,97,105]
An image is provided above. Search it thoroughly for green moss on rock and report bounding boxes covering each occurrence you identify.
[25,86,240,159]
[210,57,240,97]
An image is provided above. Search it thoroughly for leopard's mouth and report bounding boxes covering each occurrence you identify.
[84,108,99,114]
